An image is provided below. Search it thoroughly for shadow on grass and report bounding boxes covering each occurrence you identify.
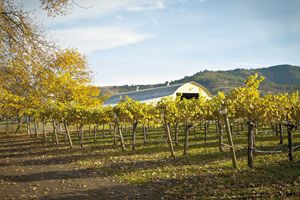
[0,137,43,146]
[0,168,102,182]
[0,142,53,153]
[39,184,157,200]
[0,133,245,167]
[38,160,300,200]
[0,143,86,159]
[0,150,234,182]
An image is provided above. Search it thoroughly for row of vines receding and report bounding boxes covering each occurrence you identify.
[1,73,299,169]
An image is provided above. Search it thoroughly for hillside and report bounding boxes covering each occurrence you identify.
[101,65,300,97]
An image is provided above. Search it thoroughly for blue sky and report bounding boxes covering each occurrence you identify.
[22,0,300,86]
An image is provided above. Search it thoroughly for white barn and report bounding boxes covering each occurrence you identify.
[103,81,212,106]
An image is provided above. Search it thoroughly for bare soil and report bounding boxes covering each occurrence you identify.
[0,135,157,200]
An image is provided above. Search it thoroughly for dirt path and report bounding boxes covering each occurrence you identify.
[0,135,156,200]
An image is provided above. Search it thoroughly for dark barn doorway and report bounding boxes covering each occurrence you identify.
[177,93,199,100]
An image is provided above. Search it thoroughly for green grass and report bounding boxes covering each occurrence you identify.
[69,125,300,199]
[1,123,300,199]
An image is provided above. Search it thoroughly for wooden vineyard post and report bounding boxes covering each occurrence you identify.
[6,116,9,135]
[287,122,293,161]
[79,122,84,148]
[52,119,59,145]
[217,121,224,153]
[113,124,117,146]
[93,124,97,142]
[117,123,125,151]
[204,122,208,142]
[42,118,47,142]
[102,123,105,138]
[183,123,193,156]
[165,123,175,158]
[247,121,255,168]
[27,116,31,136]
[143,125,147,144]
[220,106,237,169]
[34,118,39,138]
[114,113,125,151]
[132,122,138,151]
[63,120,73,149]
[279,123,283,145]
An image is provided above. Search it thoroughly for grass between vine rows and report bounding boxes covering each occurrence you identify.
[1,123,299,199]
[65,125,300,199]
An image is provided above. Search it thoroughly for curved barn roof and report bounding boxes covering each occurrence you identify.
[103,81,212,106]
[104,83,184,105]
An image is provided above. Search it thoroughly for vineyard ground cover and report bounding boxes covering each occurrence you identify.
[0,125,299,199]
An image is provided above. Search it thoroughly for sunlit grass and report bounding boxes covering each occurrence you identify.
[2,123,298,198]
[71,125,300,198]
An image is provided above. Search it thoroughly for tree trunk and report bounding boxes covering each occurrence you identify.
[27,116,31,136]
[14,110,22,133]
[64,127,68,144]
[93,124,97,142]
[183,123,192,156]
[143,125,147,144]
[79,122,84,148]
[217,121,223,153]
[59,123,63,133]
[34,118,39,138]
[88,124,91,135]
[287,123,293,161]
[174,123,179,146]
[275,123,278,136]
[224,114,237,169]
[52,119,59,145]
[102,123,105,138]
[204,122,208,142]
[247,121,255,168]
[42,118,47,142]
[6,116,9,135]
[132,122,138,150]
[279,123,283,145]
[63,120,73,148]
[57,123,61,135]
[116,120,125,151]
[165,123,175,158]
[113,124,117,146]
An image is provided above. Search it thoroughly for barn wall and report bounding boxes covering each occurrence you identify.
[175,82,211,99]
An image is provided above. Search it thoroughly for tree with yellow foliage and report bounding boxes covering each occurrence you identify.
[227,73,265,168]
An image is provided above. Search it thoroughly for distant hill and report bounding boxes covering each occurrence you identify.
[100,65,300,98]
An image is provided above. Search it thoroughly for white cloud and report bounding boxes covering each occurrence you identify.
[22,0,167,25]
[53,26,155,54]
[126,0,166,11]
[178,0,206,3]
